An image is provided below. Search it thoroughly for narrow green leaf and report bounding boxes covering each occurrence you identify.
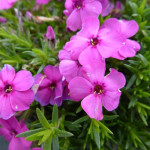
[25,132,42,141]
[44,135,52,150]
[55,129,73,137]
[36,108,51,129]
[93,125,100,149]
[103,115,119,121]
[98,122,113,135]
[52,104,58,126]
[16,128,45,137]
[52,136,59,150]
[72,116,89,124]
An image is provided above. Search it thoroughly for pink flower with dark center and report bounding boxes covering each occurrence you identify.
[101,18,140,59]
[64,0,102,31]
[0,64,34,120]
[59,49,82,82]
[64,17,125,60]
[68,48,126,120]
[34,65,69,106]
[0,116,32,150]
[36,0,51,5]
[0,0,17,10]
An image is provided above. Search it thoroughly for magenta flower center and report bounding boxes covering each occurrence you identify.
[50,82,56,90]
[91,38,99,46]
[4,84,12,93]
[94,85,103,94]
[11,129,17,135]
[74,0,83,9]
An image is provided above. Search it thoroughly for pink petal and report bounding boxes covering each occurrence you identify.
[66,9,82,31]
[59,60,79,82]
[58,50,71,61]
[9,137,31,150]
[10,90,34,111]
[68,77,93,101]
[35,87,51,106]
[101,90,121,111]
[0,126,12,141]
[79,47,105,83]
[97,28,125,58]
[55,81,63,99]
[0,64,15,84]
[0,95,15,120]
[77,17,100,38]
[36,0,50,5]
[80,1,102,22]
[44,65,62,82]
[64,36,89,60]
[119,39,141,58]
[13,71,34,91]
[50,97,63,106]
[119,20,139,38]
[81,94,103,120]
[103,68,126,91]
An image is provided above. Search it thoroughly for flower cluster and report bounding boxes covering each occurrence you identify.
[0,0,141,149]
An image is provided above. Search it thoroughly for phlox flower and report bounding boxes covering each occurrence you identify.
[0,17,7,23]
[64,17,124,60]
[0,0,17,10]
[44,26,55,41]
[34,65,69,106]
[101,18,140,59]
[59,49,82,82]
[0,64,34,120]
[68,49,126,120]
[36,0,51,5]
[0,116,31,150]
[64,0,102,31]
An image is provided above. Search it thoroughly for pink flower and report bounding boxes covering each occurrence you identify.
[64,0,102,31]
[0,116,32,150]
[64,17,124,60]
[36,0,51,5]
[101,18,140,59]
[0,64,34,120]
[68,48,126,120]
[59,49,82,82]
[0,0,17,10]
[98,0,113,16]
[34,65,69,106]
[44,26,55,41]
[0,17,7,23]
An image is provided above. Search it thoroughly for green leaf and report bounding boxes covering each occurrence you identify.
[72,116,89,124]
[16,128,45,137]
[126,74,137,90]
[52,104,58,126]
[52,136,59,150]
[44,135,52,150]
[103,115,119,121]
[93,125,100,149]
[25,132,42,141]
[98,122,113,135]
[36,108,51,129]
[55,129,73,137]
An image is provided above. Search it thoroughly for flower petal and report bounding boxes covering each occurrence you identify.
[10,90,34,111]
[103,68,126,91]
[101,90,121,111]
[58,50,71,61]
[77,17,100,38]
[68,77,93,101]
[9,137,31,150]
[44,65,62,82]
[64,36,89,60]
[0,64,15,83]
[13,71,34,91]
[81,94,103,120]
[119,39,141,58]
[35,87,51,106]
[66,9,82,31]
[0,95,15,120]
[59,60,79,82]
[79,47,105,84]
